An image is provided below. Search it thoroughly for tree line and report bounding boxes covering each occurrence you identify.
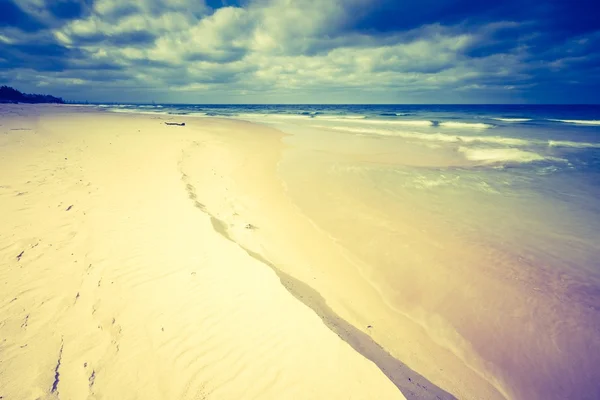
[0,86,64,104]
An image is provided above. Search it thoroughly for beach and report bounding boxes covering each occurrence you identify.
[1,104,599,400]
[0,105,409,400]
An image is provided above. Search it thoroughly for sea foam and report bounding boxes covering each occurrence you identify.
[458,147,560,164]
[320,126,530,146]
[548,140,600,148]
[316,117,431,126]
[492,118,532,122]
[439,121,495,129]
[550,119,600,126]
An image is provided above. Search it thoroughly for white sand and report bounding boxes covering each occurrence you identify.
[0,105,405,400]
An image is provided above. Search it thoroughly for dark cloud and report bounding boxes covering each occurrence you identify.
[0,39,76,71]
[0,0,45,31]
[69,30,157,47]
[536,0,600,37]
[346,0,513,33]
[1,0,598,102]
[94,3,139,21]
[347,0,599,37]
[48,0,89,20]
[206,0,242,7]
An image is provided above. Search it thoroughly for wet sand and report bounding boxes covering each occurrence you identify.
[181,116,600,399]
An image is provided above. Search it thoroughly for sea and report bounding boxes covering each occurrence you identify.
[98,103,600,399]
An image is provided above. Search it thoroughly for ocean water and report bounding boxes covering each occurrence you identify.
[101,104,600,398]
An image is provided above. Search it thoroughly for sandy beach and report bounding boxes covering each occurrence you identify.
[2,0,599,397]
[0,105,410,400]
[3,104,599,400]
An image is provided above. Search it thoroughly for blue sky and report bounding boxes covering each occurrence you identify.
[1,0,599,103]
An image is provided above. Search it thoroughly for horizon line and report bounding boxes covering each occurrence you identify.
[66,102,600,106]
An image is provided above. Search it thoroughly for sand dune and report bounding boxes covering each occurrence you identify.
[0,105,405,400]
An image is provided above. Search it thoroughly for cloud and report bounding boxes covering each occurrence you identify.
[0,0,598,103]
[0,0,45,31]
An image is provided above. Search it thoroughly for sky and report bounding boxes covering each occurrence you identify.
[1,0,599,104]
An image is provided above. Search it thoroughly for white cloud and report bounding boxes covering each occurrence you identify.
[6,0,544,102]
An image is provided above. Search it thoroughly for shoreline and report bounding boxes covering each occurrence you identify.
[180,164,456,400]
[177,114,508,399]
[0,104,406,399]
[173,113,458,398]
[3,104,598,399]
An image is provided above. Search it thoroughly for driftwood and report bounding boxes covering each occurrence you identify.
[165,122,185,126]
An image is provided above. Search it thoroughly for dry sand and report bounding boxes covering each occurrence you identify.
[0,105,407,400]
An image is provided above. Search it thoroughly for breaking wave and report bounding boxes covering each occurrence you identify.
[492,118,532,122]
[315,115,369,121]
[320,126,530,146]
[458,147,562,164]
[548,140,600,148]
[549,119,600,126]
[439,121,495,129]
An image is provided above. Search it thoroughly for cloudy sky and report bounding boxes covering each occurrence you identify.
[1,0,599,103]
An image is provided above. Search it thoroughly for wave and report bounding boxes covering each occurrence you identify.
[316,118,434,126]
[178,112,210,117]
[236,113,268,119]
[549,119,600,126]
[368,119,434,127]
[439,121,494,129]
[270,114,315,120]
[316,115,368,121]
[548,140,600,148]
[97,104,135,109]
[106,108,169,115]
[320,126,529,146]
[492,118,532,122]
[458,147,562,164]
[204,112,233,117]
[236,113,320,120]
[103,107,213,118]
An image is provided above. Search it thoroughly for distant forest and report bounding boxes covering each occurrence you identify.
[0,86,64,104]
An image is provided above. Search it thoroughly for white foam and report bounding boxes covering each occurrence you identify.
[369,119,434,127]
[454,135,528,146]
[548,140,600,148]
[492,118,532,122]
[173,112,210,117]
[106,108,171,116]
[412,175,460,189]
[269,114,315,120]
[439,121,494,129]
[315,115,368,121]
[236,113,312,121]
[319,126,530,146]
[236,113,269,119]
[235,114,368,121]
[458,147,558,164]
[550,119,600,126]
[316,117,431,126]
